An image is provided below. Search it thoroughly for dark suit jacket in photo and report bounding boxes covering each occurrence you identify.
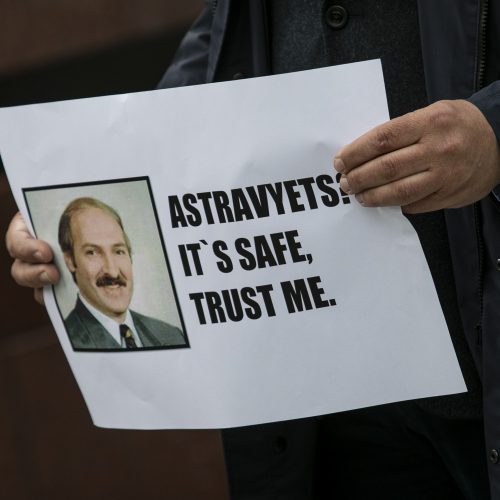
[64,298,186,350]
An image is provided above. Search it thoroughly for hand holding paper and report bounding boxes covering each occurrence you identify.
[334,99,500,213]
[6,211,60,304]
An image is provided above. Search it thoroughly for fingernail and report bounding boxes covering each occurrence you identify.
[40,271,51,284]
[333,157,346,173]
[34,251,43,261]
[355,194,365,206]
[339,176,351,194]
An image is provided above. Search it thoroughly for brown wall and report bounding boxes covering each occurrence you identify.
[0,0,202,75]
[0,2,230,498]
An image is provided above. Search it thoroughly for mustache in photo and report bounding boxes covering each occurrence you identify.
[95,274,127,288]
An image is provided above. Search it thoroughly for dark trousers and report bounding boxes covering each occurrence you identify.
[222,402,490,500]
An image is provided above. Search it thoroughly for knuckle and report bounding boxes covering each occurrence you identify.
[428,101,455,129]
[5,232,16,260]
[379,155,399,181]
[10,260,24,286]
[395,181,415,204]
[347,170,361,191]
[5,234,22,260]
[5,216,18,255]
[374,126,398,152]
[436,133,462,157]
[5,239,14,258]
[360,190,375,206]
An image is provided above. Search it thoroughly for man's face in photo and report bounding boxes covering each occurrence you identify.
[64,207,133,322]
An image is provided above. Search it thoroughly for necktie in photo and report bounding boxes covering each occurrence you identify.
[119,324,137,349]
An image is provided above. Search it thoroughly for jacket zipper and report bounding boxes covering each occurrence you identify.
[476,0,489,90]
[473,0,488,346]
[474,206,484,346]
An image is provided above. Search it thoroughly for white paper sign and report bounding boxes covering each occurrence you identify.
[0,60,465,429]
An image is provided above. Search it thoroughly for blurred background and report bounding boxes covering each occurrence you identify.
[0,1,229,498]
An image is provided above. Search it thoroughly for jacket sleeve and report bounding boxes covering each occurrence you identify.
[468,81,500,200]
[468,81,500,144]
[157,3,213,90]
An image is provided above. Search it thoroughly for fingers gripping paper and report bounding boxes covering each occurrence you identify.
[0,61,465,429]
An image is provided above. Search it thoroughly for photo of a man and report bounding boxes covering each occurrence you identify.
[58,196,186,350]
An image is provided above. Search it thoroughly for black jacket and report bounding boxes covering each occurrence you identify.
[158,1,500,496]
